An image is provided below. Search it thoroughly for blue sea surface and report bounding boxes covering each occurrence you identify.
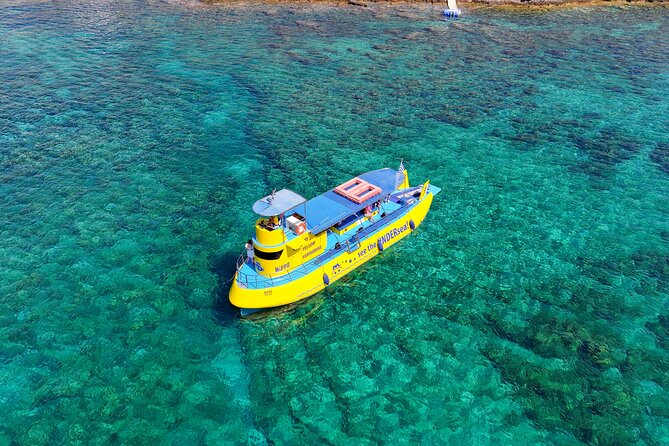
[1,0,668,444]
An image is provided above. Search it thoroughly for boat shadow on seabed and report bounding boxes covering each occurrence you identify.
[210,250,329,322]
[210,250,245,322]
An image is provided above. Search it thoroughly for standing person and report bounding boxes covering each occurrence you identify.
[269,215,279,229]
[245,240,254,266]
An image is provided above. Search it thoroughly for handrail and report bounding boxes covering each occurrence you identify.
[236,252,246,271]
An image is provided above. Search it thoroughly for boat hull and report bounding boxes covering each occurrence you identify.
[229,190,436,311]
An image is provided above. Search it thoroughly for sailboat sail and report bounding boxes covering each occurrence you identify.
[447,0,458,10]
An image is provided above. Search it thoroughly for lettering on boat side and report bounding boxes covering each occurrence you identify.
[356,241,378,259]
[357,247,368,257]
[275,262,290,273]
[264,290,272,296]
[302,245,322,259]
[301,240,317,251]
[377,222,409,246]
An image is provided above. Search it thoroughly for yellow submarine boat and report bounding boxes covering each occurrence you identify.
[229,164,440,314]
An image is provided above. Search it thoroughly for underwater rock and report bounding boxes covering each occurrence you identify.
[402,32,423,41]
[247,429,268,446]
[574,126,642,177]
[630,249,669,290]
[649,142,669,175]
[186,289,213,309]
[433,108,474,129]
[645,315,669,350]
[294,20,320,29]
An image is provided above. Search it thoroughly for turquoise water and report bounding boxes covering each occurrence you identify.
[1,0,668,443]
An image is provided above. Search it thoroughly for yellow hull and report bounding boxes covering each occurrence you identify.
[229,191,435,310]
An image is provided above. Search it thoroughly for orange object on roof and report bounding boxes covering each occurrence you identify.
[334,177,382,204]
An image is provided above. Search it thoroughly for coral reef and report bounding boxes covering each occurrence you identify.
[1,1,668,444]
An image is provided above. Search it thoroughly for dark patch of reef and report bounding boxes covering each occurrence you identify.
[573,127,642,178]
[650,142,669,175]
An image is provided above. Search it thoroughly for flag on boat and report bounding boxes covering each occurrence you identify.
[395,160,409,189]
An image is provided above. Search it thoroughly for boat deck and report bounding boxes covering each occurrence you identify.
[300,169,402,236]
[236,184,440,289]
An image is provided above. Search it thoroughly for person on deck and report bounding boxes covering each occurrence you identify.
[245,240,254,266]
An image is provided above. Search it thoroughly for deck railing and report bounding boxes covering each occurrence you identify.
[235,252,318,289]
[315,194,415,265]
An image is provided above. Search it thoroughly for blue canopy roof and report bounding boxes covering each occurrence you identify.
[252,189,306,216]
[302,168,401,234]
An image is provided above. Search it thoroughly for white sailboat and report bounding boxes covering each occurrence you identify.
[444,0,461,18]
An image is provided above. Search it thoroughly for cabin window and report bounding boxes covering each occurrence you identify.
[259,216,280,231]
[254,248,283,260]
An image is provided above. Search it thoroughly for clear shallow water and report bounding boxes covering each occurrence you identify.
[1,0,668,444]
